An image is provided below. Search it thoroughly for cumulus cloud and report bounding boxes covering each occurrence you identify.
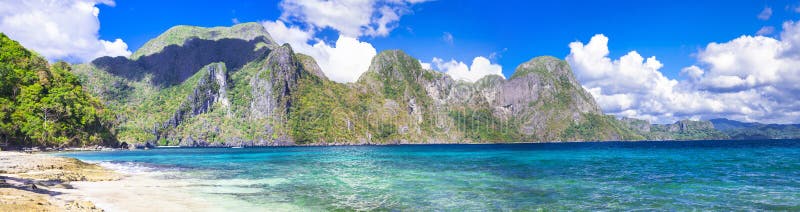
[758,7,772,20]
[567,34,718,123]
[694,35,785,92]
[429,56,504,83]
[567,23,800,124]
[263,20,376,83]
[680,65,704,81]
[278,0,427,37]
[691,21,800,122]
[0,0,131,62]
[314,36,378,82]
[419,60,432,70]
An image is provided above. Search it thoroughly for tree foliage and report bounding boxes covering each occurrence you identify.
[0,33,116,147]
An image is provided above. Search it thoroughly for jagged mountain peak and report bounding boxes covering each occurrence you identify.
[132,22,275,60]
[510,56,571,80]
[354,50,440,103]
[266,44,295,68]
[474,74,505,84]
[362,50,426,80]
[373,49,415,61]
[265,43,326,81]
[295,53,328,80]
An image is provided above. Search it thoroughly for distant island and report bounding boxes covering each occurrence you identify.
[1,23,799,149]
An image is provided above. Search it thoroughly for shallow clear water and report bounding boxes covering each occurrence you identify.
[59,140,800,210]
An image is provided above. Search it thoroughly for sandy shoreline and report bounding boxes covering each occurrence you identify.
[0,151,119,211]
[0,151,269,212]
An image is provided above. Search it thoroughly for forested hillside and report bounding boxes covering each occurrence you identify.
[0,33,115,147]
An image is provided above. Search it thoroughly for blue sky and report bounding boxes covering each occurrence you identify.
[3,0,800,124]
[94,0,798,79]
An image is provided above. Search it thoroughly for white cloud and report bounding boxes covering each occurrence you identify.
[691,21,800,123]
[430,56,504,83]
[262,20,314,49]
[694,35,785,92]
[364,5,401,36]
[315,36,377,82]
[680,65,704,81]
[263,20,376,83]
[758,7,772,20]
[278,0,426,37]
[757,26,775,35]
[442,32,453,44]
[567,23,800,124]
[781,20,800,57]
[0,0,131,62]
[419,60,432,70]
[567,34,714,123]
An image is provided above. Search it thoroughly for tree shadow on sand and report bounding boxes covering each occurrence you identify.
[0,175,66,196]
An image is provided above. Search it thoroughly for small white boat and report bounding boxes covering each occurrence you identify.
[231,146,244,149]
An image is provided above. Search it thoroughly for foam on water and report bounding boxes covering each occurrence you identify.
[94,161,160,175]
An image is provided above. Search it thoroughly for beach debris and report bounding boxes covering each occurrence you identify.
[66,200,102,211]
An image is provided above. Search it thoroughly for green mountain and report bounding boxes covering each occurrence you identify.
[620,118,729,140]
[710,118,800,139]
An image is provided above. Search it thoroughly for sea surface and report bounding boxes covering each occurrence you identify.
[58,140,800,211]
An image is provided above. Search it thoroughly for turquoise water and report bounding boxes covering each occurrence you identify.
[59,140,800,210]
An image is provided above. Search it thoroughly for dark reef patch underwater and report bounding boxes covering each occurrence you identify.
[60,139,800,210]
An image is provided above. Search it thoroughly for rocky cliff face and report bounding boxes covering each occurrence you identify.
[497,56,605,140]
[71,23,719,146]
[156,63,228,142]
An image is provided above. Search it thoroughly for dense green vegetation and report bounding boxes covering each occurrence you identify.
[509,56,567,80]
[650,120,730,140]
[448,108,520,142]
[711,118,800,140]
[562,114,645,141]
[0,33,115,147]
[288,74,357,144]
